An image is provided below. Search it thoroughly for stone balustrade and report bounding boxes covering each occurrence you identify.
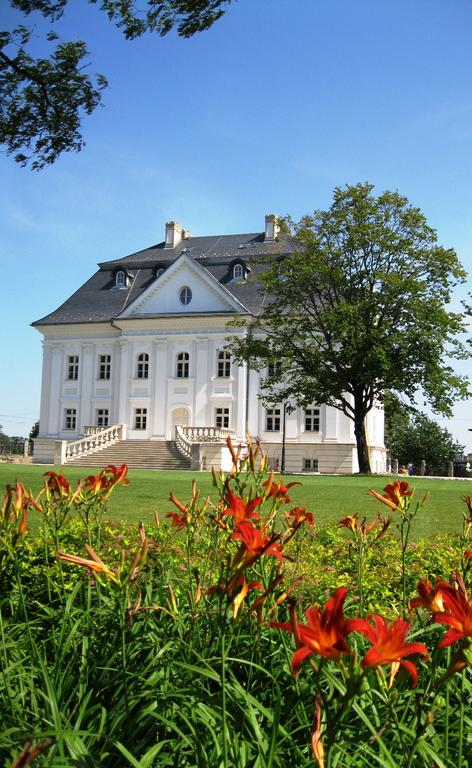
[180,426,235,443]
[174,425,237,471]
[55,424,126,464]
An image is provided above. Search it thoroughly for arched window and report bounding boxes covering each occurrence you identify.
[217,350,231,378]
[179,286,192,305]
[115,270,126,288]
[176,352,189,378]
[136,352,149,379]
[155,267,165,278]
[232,263,244,280]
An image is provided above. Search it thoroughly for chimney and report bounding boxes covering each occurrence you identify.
[264,214,280,241]
[165,221,187,248]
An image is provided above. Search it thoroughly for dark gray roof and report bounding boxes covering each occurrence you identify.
[33,231,293,326]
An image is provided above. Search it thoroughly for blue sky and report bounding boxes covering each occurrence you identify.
[1,0,471,449]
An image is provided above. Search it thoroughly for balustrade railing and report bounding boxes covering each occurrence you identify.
[174,425,237,469]
[175,425,193,459]
[59,424,126,464]
[180,426,235,443]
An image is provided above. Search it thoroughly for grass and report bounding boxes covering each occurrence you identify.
[1,463,470,539]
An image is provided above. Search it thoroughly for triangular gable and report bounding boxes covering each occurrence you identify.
[118,252,249,317]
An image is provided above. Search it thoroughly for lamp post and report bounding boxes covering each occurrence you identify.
[281,401,291,474]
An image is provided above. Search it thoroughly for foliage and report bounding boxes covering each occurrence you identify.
[1,443,472,767]
[0,424,25,455]
[385,398,462,475]
[1,0,234,168]
[228,183,470,473]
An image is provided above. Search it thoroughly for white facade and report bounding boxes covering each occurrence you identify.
[33,229,386,473]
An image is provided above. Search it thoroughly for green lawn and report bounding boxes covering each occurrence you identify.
[1,462,470,539]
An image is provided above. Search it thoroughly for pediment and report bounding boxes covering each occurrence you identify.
[119,254,247,317]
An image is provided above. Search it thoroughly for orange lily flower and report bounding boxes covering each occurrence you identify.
[287,506,314,526]
[221,489,262,524]
[44,471,71,498]
[369,480,413,511]
[166,491,190,528]
[85,473,110,495]
[270,587,354,675]
[104,463,129,486]
[348,614,429,687]
[229,521,284,568]
[409,579,446,613]
[56,544,118,584]
[264,475,301,504]
[311,698,326,768]
[433,573,472,648]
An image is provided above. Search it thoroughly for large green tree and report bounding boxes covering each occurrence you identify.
[228,183,470,474]
[384,396,462,475]
[1,0,234,169]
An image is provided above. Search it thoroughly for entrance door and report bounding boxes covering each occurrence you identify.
[171,407,189,439]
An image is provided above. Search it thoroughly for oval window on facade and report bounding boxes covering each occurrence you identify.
[179,286,192,305]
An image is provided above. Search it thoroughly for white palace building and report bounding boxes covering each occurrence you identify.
[32,217,386,473]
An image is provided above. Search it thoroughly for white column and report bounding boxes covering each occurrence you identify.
[235,362,247,439]
[79,342,94,430]
[39,341,52,437]
[117,339,130,425]
[48,344,63,436]
[323,405,339,443]
[194,337,209,426]
[247,368,260,437]
[152,338,168,438]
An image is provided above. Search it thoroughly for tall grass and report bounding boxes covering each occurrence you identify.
[0,447,471,767]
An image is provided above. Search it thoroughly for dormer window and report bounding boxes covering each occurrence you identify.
[233,263,244,280]
[115,270,126,288]
[179,286,192,306]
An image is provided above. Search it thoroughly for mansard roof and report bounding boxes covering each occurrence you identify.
[33,230,293,326]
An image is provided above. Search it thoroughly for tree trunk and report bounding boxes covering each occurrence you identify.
[353,407,371,474]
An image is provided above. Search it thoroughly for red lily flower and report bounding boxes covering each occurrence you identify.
[270,587,354,675]
[57,544,118,583]
[264,475,301,504]
[104,463,129,482]
[465,551,472,559]
[221,489,262,524]
[166,491,190,528]
[369,481,413,511]
[85,473,110,495]
[166,511,188,529]
[433,573,472,648]
[348,614,429,687]
[229,521,283,568]
[44,471,71,498]
[409,578,446,613]
[207,574,264,618]
[287,506,314,526]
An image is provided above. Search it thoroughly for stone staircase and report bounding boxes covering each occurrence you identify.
[66,439,192,471]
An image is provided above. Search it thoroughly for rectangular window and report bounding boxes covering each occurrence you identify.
[267,361,282,378]
[265,408,281,432]
[217,351,231,378]
[96,408,109,428]
[98,354,111,380]
[303,458,319,472]
[137,354,149,379]
[176,353,189,378]
[134,408,147,430]
[67,355,79,380]
[215,407,229,428]
[305,408,320,432]
[64,408,77,430]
